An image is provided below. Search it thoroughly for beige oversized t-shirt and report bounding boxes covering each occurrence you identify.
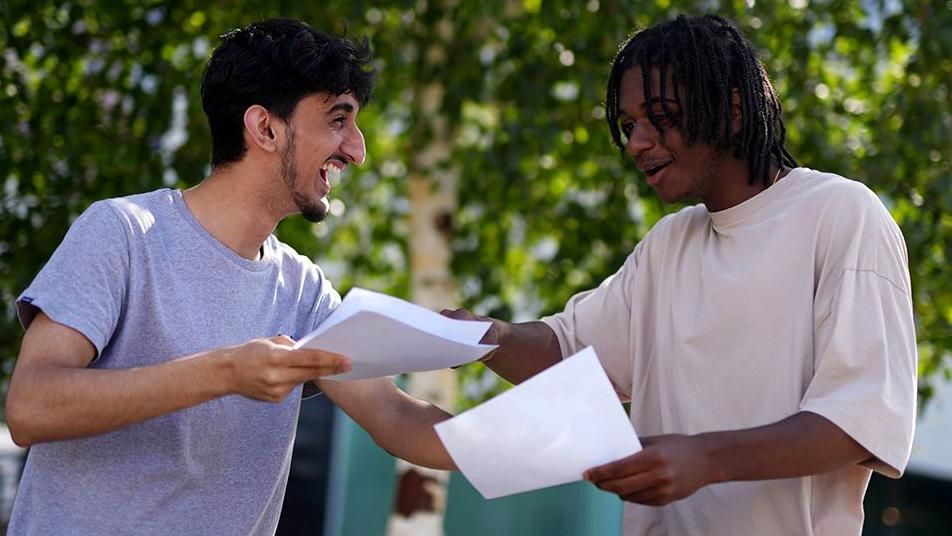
[542,168,917,535]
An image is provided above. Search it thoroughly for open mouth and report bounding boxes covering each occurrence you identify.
[319,161,344,191]
[643,161,672,177]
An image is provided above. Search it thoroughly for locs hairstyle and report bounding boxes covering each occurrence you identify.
[606,14,797,187]
[201,18,375,168]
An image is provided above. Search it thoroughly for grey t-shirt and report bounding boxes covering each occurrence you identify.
[10,189,340,535]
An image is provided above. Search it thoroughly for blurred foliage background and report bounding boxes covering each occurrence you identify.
[1,0,950,409]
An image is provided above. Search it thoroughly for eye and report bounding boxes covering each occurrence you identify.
[620,120,635,137]
[650,114,672,128]
[331,115,346,127]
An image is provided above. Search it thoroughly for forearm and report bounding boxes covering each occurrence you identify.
[484,320,563,384]
[373,395,456,470]
[6,352,230,445]
[8,313,347,446]
[701,411,872,484]
[319,378,456,470]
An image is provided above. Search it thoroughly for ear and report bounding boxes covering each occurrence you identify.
[243,105,279,153]
[730,88,743,137]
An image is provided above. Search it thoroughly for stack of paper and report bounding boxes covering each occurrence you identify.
[294,287,497,381]
[435,347,641,499]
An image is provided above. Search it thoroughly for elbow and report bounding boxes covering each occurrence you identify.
[426,456,457,472]
[369,431,457,472]
[8,428,35,449]
[5,393,41,447]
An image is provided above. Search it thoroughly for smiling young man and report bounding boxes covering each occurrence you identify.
[5,19,453,535]
[445,14,916,535]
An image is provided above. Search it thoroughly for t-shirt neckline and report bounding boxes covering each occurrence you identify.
[708,167,806,229]
[170,188,274,272]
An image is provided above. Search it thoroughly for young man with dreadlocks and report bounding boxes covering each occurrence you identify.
[445,14,916,534]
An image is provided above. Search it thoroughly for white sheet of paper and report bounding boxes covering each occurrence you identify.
[294,287,496,381]
[435,347,641,499]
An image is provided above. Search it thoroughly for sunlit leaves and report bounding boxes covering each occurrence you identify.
[1,0,950,406]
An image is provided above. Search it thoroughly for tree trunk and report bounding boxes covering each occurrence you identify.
[387,62,459,536]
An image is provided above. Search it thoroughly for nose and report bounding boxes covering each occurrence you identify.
[625,122,656,158]
[342,124,366,166]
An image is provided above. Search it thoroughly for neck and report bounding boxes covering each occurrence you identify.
[183,162,289,260]
[702,160,786,212]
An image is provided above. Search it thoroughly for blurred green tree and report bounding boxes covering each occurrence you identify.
[1,0,949,409]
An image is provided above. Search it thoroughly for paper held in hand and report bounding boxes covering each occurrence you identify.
[293,287,497,381]
[435,346,641,499]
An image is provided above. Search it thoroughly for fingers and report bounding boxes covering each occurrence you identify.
[585,459,677,506]
[440,308,475,320]
[583,449,678,505]
[281,348,350,370]
[242,357,350,403]
[585,449,657,482]
[591,469,665,497]
[276,362,350,385]
[621,488,669,506]
[262,334,350,370]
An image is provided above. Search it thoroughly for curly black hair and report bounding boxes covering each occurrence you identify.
[201,18,375,168]
[606,14,797,186]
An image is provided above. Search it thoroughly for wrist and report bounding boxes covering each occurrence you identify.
[697,432,731,485]
[205,346,237,397]
[480,319,513,363]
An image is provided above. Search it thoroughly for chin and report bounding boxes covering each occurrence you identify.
[301,205,328,223]
[296,199,327,223]
[653,188,683,205]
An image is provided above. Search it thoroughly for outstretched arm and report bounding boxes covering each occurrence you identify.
[317,377,456,470]
[442,310,563,384]
[584,411,871,505]
[5,312,350,446]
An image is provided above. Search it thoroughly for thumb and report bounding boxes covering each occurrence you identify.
[272,334,296,347]
[441,308,474,320]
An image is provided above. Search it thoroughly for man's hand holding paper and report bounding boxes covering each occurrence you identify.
[434,347,641,499]
[584,434,717,506]
[294,287,497,381]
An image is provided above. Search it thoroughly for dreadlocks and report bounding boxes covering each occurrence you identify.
[606,14,797,187]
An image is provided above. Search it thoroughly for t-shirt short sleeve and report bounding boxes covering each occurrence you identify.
[308,272,341,333]
[800,190,917,478]
[801,269,916,478]
[301,268,342,400]
[16,201,130,358]
[541,245,641,398]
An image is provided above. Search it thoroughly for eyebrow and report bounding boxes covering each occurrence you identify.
[327,102,354,115]
[619,97,680,117]
[642,97,679,110]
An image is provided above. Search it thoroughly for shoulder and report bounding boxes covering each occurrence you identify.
[793,169,900,237]
[96,189,176,235]
[796,169,910,286]
[267,237,342,314]
[642,203,709,247]
[68,189,177,244]
[268,238,333,285]
[787,168,889,219]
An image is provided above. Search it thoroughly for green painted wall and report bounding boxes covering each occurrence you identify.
[444,474,622,536]
[324,409,398,536]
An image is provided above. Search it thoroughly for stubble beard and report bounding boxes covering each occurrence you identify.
[281,125,329,223]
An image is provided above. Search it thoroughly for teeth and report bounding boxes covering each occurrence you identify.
[324,166,341,183]
[645,162,670,175]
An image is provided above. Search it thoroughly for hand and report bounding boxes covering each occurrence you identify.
[441,308,506,362]
[220,335,351,403]
[584,434,718,506]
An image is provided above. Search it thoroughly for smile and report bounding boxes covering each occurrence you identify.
[319,161,345,191]
[643,161,672,176]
